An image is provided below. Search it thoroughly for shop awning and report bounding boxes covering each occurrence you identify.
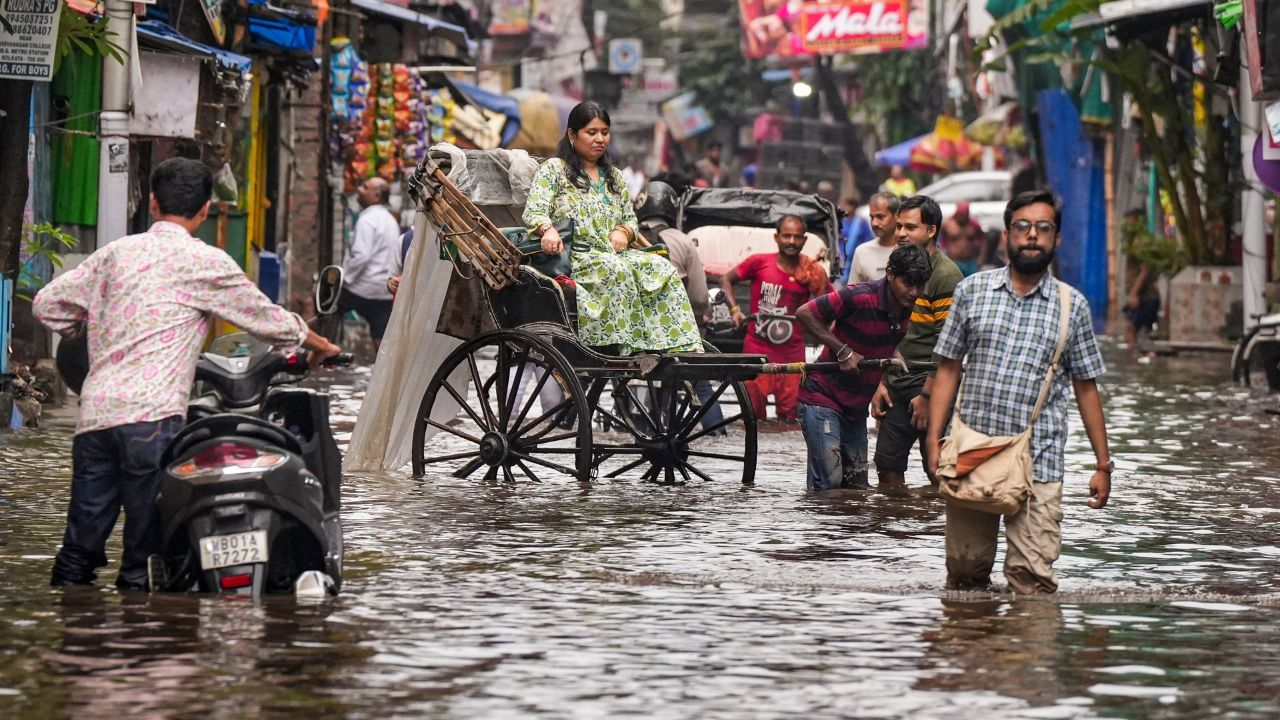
[874,135,927,167]
[453,80,522,147]
[136,20,252,73]
[350,0,477,54]
[1070,0,1212,34]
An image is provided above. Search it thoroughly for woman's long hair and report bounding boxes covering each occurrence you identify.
[555,101,621,195]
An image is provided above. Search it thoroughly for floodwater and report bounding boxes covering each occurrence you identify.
[2,341,1279,718]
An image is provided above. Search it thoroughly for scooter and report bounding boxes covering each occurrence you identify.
[147,266,352,599]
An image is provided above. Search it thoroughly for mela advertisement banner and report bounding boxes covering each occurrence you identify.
[739,0,928,59]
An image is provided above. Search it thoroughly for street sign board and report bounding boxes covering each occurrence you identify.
[608,37,642,74]
[0,0,63,81]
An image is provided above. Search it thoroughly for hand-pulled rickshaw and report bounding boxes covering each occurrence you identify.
[394,145,901,486]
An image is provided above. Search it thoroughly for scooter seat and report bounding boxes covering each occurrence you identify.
[161,413,303,468]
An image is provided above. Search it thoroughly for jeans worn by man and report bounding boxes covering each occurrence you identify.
[794,245,930,491]
[33,157,341,590]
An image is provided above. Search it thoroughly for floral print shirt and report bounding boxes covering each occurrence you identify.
[33,222,309,435]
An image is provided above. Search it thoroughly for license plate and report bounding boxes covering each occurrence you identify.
[198,530,269,570]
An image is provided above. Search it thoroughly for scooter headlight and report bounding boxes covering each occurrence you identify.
[170,442,288,480]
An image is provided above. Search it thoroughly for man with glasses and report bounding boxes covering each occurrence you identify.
[869,195,964,491]
[924,190,1113,594]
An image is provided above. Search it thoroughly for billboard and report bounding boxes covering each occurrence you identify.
[739,0,928,59]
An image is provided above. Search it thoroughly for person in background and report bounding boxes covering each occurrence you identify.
[1121,209,1161,363]
[385,226,414,298]
[741,160,758,188]
[882,165,916,197]
[838,197,875,285]
[848,192,901,284]
[794,245,932,490]
[926,190,1111,594]
[869,195,963,492]
[695,140,735,188]
[722,214,831,427]
[341,176,402,354]
[816,180,837,202]
[32,157,341,591]
[621,155,647,196]
[941,201,983,277]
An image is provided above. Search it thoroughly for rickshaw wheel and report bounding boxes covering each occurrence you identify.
[411,330,593,483]
[587,350,757,486]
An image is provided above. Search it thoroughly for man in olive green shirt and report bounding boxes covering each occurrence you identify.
[869,195,963,489]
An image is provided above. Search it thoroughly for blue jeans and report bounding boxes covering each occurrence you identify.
[798,402,868,491]
[52,416,183,589]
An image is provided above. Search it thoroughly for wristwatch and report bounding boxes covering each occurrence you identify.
[1094,460,1115,474]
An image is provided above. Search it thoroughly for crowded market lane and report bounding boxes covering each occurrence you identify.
[1,341,1278,718]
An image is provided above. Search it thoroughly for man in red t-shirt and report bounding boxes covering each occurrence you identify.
[720,214,831,424]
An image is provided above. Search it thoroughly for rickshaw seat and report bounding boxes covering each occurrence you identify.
[500,226,671,279]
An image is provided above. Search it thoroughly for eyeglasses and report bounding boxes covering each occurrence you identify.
[1010,220,1057,237]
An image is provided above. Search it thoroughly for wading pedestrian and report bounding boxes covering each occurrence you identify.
[925,190,1113,593]
[794,245,931,490]
[722,214,831,426]
[870,195,963,491]
[32,158,341,591]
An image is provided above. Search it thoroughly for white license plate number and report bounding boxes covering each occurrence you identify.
[198,530,268,570]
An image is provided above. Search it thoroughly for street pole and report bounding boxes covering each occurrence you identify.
[1240,64,1266,331]
[96,0,133,248]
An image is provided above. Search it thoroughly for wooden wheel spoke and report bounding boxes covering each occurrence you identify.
[510,362,554,432]
[604,455,650,478]
[421,450,482,465]
[514,396,574,439]
[426,418,483,444]
[509,451,578,476]
[483,465,500,482]
[455,456,486,479]
[685,450,746,463]
[514,459,543,483]
[675,457,716,483]
[519,431,579,445]
[682,413,744,444]
[467,352,499,429]
[620,381,661,436]
[441,378,489,430]
[498,345,531,430]
[675,380,733,436]
[501,464,515,483]
[674,461,692,484]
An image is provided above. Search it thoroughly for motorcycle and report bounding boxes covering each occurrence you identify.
[146,266,352,599]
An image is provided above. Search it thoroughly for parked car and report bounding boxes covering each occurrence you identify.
[858,170,1011,232]
[676,187,841,354]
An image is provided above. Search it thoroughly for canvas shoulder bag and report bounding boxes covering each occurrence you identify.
[938,281,1073,515]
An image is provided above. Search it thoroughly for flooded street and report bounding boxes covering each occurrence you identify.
[2,340,1279,718]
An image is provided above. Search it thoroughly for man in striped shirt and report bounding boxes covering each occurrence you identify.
[794,245,932,491]
[869,195,964,490]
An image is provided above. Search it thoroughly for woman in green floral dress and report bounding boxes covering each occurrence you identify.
[523,102,702,356]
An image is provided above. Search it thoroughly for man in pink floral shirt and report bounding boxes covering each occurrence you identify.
[33,158,341,591]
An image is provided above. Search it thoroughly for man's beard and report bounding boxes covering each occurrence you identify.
[1009,243,1055,274]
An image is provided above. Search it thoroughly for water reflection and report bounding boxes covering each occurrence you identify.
[1,344,1279,716]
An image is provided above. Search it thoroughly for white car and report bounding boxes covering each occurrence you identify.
[859,170,1011,233]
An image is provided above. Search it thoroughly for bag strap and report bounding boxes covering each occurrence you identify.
[1028,281,1073,425]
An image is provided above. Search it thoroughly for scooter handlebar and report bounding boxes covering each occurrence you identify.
[323,353,355,368]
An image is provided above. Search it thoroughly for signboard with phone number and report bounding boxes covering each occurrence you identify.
[0,0,62,81]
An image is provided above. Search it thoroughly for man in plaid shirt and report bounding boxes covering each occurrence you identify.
[925,190,1114,594]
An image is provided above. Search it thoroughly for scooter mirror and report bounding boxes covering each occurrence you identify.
[315,265,344,316]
